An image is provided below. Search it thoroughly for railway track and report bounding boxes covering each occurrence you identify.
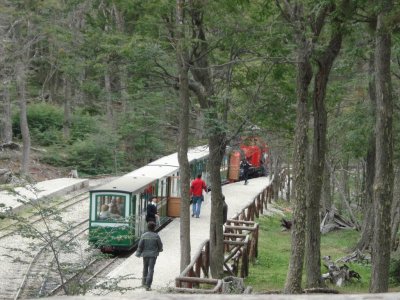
[13,220,90,299]
[0,189,89,239]
[0,177,129,299]
[0,180,105,299]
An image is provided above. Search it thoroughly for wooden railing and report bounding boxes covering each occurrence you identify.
[174,182,274,293]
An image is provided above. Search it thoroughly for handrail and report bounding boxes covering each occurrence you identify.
[174,179,275,293]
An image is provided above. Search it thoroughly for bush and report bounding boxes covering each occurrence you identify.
[13,103,64,145]
[389,257,400,285]
[69,111,97,143]
[41,146,69,166]
[66,128,125,175]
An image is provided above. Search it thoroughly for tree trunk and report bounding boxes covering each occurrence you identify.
[187,1,227,278]
[337,159,349,214]
[63,76,71,139]
[272,154,280,201]
[208,134,226,279]
[321,160,332,212]
[104,67,114,126]
[355,50,376,251]
[306,24,342,289]
[1,81,13,143]
[284,3,312,290]
[176,0,192,272]
[370,1,394,291]
[286,161,291,202]
[391,168,400,251]
[16,60,31,176]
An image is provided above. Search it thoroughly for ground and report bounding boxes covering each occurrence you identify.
[0,146,65,182]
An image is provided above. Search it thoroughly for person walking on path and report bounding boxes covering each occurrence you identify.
[135,221,163,291]
[190,174,207,218]
[240,158,252,185]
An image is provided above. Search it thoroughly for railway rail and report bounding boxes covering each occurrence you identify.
[0,178,117,299]
[13,220,91,299]
[0,189,89,239]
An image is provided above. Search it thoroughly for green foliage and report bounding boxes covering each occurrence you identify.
[69,111,98,143]
[13,103,64,146]
[41,146,69,167]
[389,255,400,286]
[245,213,372,293]
[328,100,373,159]
[245,215,291,290]
[66,131,122,175]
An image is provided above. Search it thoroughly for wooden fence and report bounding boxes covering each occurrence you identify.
[174,182,274,293]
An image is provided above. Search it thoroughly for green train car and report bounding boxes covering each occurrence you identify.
[88,145,223,252]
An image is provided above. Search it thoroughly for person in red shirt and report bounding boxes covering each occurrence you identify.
[190,174,207,218]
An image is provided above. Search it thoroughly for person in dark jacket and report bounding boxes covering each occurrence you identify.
[145,197,158,223]
[135,221,163,291]
[222,195,228,224]
[240,158,251,185]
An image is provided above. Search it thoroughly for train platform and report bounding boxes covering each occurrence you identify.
[89,176,273,297]
[0,177,89,212]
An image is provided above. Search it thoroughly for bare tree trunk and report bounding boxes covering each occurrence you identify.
[112,2,129,111]
[272,154,281,201]
[306,23,343,288]
[16,60,31,176]
[176,0,191,272]
[321,160,332,212]
[63,76,71,139]
[104,68,114,126]
[208,134,226,278]
[370,1,394,291]
[337,159,349,213]
[286,161,291,202]
[355,45,376,251]
[284,3,312,292]
[187,1,227,278]
[391,168,400,251]
[1,81,13,143]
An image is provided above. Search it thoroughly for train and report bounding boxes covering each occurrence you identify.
[228,135,269,182]
[88,139,268,252]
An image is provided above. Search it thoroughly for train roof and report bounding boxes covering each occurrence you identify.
[90,145,209,194]
[148,145,209,167]
[90,175,156,194]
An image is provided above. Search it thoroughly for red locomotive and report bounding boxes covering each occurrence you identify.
[228,136,269,182]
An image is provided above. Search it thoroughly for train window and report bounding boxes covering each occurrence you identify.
[139,192,148,213]
[170,175,181,197]
[95,195,126,221]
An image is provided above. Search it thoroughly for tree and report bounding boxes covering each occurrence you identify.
[185,1,229,278]
[277,1,311,293]
[370,0,394,292]
[175,0,192,272]
[277,0,351,290]
[355,39,376,252]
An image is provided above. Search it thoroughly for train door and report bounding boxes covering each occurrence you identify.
[156,177,169,224]
[167,172,181,217]
[220,154,229,183]
[133,192,147,238]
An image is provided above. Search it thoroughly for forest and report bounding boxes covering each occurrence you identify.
[1,0,400,294]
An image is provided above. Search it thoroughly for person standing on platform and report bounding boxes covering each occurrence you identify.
[190,174,207,218]
[146,197,159,224]
[135,221,163,291]
[241,158,252,185]
[222,195,228,224]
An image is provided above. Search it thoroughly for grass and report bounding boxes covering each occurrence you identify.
[244,210,373,293]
